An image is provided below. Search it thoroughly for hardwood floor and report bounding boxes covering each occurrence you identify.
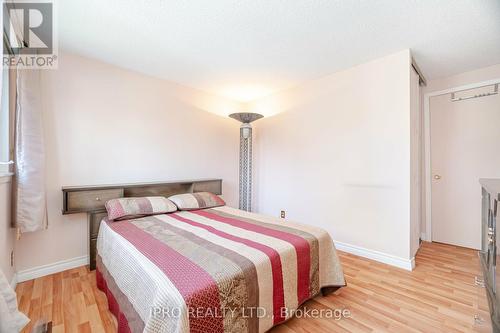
[16,241,492,333]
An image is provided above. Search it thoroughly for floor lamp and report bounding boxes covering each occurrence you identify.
[229,112,263,211]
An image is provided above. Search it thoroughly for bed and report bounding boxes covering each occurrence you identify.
[95,205,345,333]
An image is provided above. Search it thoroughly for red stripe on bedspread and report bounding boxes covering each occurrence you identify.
[194,210,311,304]
[108,221,224,333]
[96,267,132,333]
[169,213,286,324]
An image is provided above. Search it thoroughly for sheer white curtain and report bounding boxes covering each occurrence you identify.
[2,0,47,232]
[0,269,29,333]
[12,69,47,233]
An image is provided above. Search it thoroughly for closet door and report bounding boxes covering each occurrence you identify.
[430,86,500,249]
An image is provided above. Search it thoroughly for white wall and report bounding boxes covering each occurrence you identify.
[15,53,242,273]
[0,178,15,283]
[250,50,414,266]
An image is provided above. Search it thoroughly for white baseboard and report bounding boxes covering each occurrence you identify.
[10,273,17,290]
[421,232,430,242]
[334,241,415,271]
[14,243,416,282]
[16,255,89,283]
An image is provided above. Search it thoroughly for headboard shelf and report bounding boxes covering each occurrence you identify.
[62,178,222,214]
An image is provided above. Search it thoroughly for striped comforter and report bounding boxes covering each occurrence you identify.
[96,206,345,333]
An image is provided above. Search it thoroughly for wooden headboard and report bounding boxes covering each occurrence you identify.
[62,179,222,270]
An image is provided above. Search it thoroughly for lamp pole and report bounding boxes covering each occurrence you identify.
[229,112,263,211]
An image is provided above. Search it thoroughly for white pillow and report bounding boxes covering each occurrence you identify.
[168,192,225,211]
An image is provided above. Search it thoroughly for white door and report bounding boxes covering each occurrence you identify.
[430,86,500,249]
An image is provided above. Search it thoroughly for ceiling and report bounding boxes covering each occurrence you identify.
[59,0,500,102]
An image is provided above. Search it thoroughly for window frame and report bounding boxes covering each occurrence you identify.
[0,29,16,175]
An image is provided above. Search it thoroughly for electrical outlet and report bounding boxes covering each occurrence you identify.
[280,210,286,219]
[10,250,14,267]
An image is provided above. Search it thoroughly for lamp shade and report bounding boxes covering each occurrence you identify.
[229,112,263,124]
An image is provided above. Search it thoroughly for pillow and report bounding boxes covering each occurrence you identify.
[105,196,177,221]
[168,192,225,211]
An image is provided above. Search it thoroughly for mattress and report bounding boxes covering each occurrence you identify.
[96,205,345,333]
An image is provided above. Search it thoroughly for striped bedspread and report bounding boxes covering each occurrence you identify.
[96,206,345,333]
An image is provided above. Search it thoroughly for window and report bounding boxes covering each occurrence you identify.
[0,65,11,174]
[1,31,15,175]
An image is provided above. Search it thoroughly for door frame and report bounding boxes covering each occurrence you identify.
[423,77,500,242]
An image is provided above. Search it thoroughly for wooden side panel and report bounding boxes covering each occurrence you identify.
[89,211,107,239]
[89,211,107,271]
[89,238,97,271]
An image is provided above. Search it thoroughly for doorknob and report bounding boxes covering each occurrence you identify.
[434,174,442,180]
